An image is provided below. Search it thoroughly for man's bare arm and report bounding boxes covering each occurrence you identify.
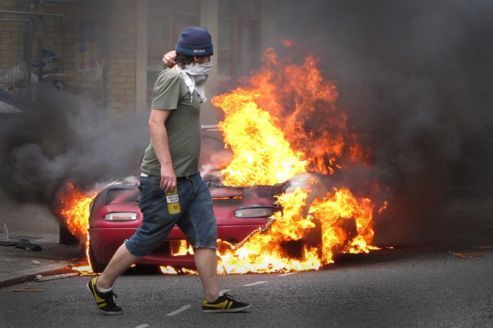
[148,109,176,192]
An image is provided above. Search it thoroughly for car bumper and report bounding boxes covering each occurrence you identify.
[89,223,264,267]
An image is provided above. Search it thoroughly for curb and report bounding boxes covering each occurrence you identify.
[0,262,75,288]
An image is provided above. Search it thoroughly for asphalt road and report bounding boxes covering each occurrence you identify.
[1,248,492,328]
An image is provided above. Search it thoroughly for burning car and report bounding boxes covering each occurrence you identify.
[87,177,284,273]
[60,49,381,275]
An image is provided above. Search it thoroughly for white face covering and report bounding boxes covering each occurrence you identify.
[187,62,213,77]
[176,62,213,103]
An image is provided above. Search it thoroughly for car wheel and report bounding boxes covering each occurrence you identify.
[59,225,79,245]
[88,246,107,273]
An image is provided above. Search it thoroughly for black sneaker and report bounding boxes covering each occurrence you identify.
[202,293,252,313]
[87,277,123,315]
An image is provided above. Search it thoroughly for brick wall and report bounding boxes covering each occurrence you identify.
[0,0,138,115]
[104,0,137,116]
[0,1,81,95]
[0,0,27,89]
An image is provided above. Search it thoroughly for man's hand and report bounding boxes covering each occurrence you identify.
[162,50,177,68]
[160,164,176,193]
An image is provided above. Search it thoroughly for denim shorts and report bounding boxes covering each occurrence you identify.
[125,173,217,257]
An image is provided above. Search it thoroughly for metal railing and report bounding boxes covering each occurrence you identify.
[0,9,63,101]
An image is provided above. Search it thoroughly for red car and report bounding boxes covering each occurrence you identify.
[88,178,283,272]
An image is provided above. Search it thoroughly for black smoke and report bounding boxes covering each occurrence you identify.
[275,0,493,246]
[1,0,492,248]
[0,86,148,207]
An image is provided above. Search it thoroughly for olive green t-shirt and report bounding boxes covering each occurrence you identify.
[140,67,202,177]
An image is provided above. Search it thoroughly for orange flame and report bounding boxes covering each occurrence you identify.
[160,265,178,274]
[215,89,307,186]
[211,48,381,273]
[57,181,97,274]
[213,48,370,180]
[170,240,194,256]
[57,182,96,241]
[216,187,376,273]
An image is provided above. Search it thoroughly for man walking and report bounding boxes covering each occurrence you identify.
[87,26,251,315]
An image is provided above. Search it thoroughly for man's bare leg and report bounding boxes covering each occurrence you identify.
[96,243,139,290]
[194,248,220,302]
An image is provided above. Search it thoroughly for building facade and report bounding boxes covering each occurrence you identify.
[0,0,277,122]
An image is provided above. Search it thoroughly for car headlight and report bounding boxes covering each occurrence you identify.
[103,212,138,221]
[234,207,273,218]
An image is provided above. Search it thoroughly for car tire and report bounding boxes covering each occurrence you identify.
[59,225,79,245]
[88,246,107,273]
